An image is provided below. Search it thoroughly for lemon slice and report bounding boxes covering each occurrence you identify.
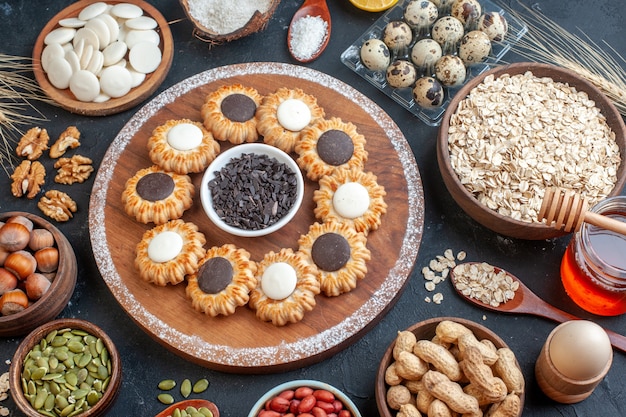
[349,0,399,12]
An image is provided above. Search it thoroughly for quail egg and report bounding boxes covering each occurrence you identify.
[429,0,456,13]
[478,11,509,42]
[450,0,482,28]
[459,30,491,65]
[382,20,413,52]
[412,76,444,108]
[360,39,391,72]
[431,16,464,54]
[404,0,438,34]
[435,55,466,86]
[411,38,442,71]
[386,60,417,89]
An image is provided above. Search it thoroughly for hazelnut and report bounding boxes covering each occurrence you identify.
[29,228,55,251]
[0,288,29,316]
[6,215,34,232]
[0,268,18,295]
[34,247,59,273]
[4,250,37,280]
[0,222,31,252]
[0,247,8,266]
[25,273,51,300]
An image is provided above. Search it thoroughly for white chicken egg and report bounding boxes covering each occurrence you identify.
[459,30,491,65]
[386,60,417,88]
[478,11,509,42]
[360,39,391,72]
[549,320,612,380]
[450,0,482,28]
[411,38,442,71]
[404,0,438,34]
[382,20,413,52]
[434,55,466,86]
[412,76,444,108]
[431,16,464,54]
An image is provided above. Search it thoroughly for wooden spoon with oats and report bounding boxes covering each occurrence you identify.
[450,262,626,353]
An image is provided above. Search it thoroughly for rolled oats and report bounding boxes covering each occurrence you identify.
[451,262,519,307]
[448,71,621,223]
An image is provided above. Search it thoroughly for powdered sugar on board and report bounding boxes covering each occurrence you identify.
[89,62,424,371]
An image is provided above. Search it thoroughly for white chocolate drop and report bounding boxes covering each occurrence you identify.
[42,43,66,73]
[129,41,162,74]
[147,231,184,263]
[333,182,370,219]
[167,123,203,151]
[44,27,76,45]
[125,15,158,30]
[47,57,73,89]
[78,1,108,21]
[261,262,297,300]
[99,65,132,98]
[111,3,143,19]
[276,99,311,131]
[69,69,100,102]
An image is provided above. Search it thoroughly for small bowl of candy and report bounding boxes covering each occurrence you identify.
[200,143,305,238]
[247,379,362,417]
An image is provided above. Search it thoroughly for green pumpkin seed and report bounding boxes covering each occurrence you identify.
[158,379,176,390]
[192,378,209,393]
[158,393,175,405]
[172,408,182,417]
[37,409,56,417]
[67,341,84,353]
[55,395,69,410]
[199,407,213,417]
[180,378,192,398]
[185,406,198,413]
[31,367,47,380]
[87,390,100,406]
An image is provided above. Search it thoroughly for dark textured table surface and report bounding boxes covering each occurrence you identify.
[1,0,625,416]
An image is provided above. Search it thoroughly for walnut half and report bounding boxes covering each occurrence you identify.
[10,160,46,199]
[38,190,77,222]
[16,127,49,160]
[50,126,81,158]
[54,155,94,185]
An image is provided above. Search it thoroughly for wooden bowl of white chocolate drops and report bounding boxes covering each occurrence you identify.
[32,0,174,116]
[376,317,524,417]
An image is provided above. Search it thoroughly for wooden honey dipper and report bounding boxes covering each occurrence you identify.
[539,187,626,234]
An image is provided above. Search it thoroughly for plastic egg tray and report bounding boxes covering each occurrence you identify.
[340,0,527,126]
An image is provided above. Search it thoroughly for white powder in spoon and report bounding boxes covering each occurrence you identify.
[290,15,328,61]
[186,0,273,34]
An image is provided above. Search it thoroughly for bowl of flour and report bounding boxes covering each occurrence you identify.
[180,0,281,43]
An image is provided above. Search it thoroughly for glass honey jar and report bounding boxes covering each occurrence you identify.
[560,196,626,316]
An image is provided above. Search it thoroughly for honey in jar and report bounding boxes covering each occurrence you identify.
[560,196,626,316]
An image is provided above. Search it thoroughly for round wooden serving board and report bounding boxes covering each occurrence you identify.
[89,63,424,373]
[32,0,173,116]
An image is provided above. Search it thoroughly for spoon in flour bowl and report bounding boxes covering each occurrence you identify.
[288,0,331,63]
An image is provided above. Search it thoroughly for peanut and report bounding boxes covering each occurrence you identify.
[394,330,418,360]
[460,346,507,403]
[398,403,422,417]
[413,340,463,381]
[457,332,498,365]
[422,370,480,415]
[435,320,473,344]
[386,384,412,410]
[405,379,424,394]
[428,399,454,417]
[385,362,403,386]
[493,348,524,396]
[396,351,429,381]
[416,388,435,414]
[485,393,521,417]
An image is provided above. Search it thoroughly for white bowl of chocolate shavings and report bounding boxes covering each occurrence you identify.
[200,143,305,237]
[179,0,281,43]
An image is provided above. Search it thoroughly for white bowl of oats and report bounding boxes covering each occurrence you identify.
[437,62,626,240]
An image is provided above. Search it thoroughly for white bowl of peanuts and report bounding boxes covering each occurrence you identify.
[248,379,362,417]
[376,317,524,417]
[437,62,626,240]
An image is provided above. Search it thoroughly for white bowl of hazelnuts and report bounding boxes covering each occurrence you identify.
[0,212,77,336]
[376,317,525,417]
